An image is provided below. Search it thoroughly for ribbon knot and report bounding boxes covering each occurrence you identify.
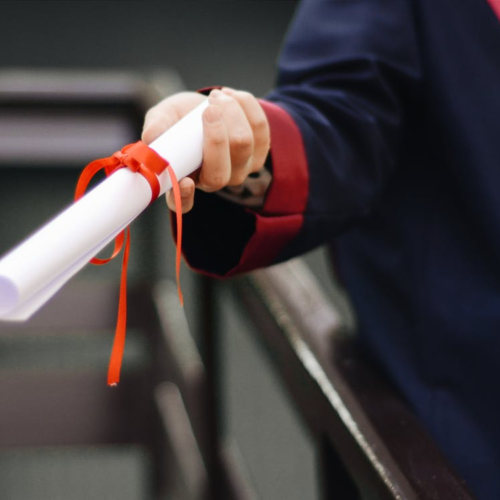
[112,150,140,172]
[75,140,184,386]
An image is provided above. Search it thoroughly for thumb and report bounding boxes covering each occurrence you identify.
[166,177,196,213]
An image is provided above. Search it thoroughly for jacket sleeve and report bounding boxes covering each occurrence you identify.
[180,0,422,277]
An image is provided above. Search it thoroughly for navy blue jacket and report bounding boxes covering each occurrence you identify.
[181,1,500,497]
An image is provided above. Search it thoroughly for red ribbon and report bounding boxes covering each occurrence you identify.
[75,141,183,386]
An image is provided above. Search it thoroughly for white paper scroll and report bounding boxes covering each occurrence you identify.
[0,100,208,321]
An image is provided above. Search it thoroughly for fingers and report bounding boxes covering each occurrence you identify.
[207,89,254,186]
[166,177,195,213]
[221,88,270,175]
[198,103,232,192]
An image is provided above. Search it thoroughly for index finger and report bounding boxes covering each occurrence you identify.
[142,106,179,145]
[142,92,207,144]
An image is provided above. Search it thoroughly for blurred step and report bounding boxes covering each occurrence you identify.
[0,328,155,448]
[0,327,149,374]
[0,445,152,500]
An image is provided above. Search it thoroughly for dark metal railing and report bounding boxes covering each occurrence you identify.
[226,258,474,500]
[153,256,475,499]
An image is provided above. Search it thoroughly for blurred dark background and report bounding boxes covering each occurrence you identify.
[0,2,298,96]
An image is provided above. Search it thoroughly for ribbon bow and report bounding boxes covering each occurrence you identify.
[75,141,184,386]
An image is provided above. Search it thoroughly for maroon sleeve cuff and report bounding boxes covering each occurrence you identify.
[175,98,309,278]
[259,100,309,215]
[223,100,309,275]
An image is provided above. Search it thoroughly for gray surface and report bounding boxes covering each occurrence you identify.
[0,328,148,372]
[0,446,151,500]
[220,283,319,500]
[0,110,134,165]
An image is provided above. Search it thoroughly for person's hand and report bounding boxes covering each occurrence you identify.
[142,88,271,213]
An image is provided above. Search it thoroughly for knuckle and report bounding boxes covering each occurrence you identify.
[231,130,253,153]
[254,115,269,134]
[212,174,230,191]
[203,104,222,123]
[203,172,230,192]
[208,134,226,148]
[230,172,248,186]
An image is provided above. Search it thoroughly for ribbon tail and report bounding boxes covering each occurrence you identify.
[75,141,181,386]
[166,164,184,306]
[107,227,131,386]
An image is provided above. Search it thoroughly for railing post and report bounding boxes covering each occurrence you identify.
[200,275,223,500]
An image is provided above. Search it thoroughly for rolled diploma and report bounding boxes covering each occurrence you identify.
[0,99,208,321]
